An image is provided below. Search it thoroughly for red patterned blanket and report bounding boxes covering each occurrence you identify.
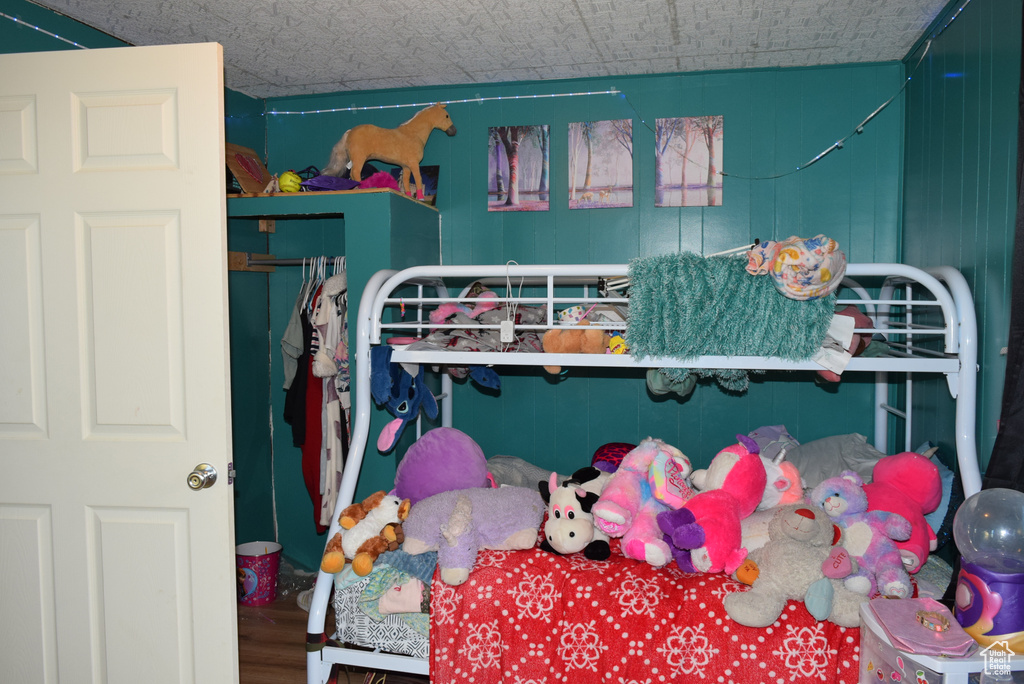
[430,540,860,683]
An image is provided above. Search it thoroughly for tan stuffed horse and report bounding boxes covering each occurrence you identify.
[322,103,457,200]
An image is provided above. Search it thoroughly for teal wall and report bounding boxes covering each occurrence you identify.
[224,91,273,550]
[267,69,904,450]
[259,63,907,566]
[901,0,1021,475]
[0,0,126,51]
[11,0,1017,571]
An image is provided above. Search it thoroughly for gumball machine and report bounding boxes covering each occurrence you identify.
[953,487,1024,654]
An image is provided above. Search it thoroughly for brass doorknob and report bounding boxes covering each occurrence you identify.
[187,463,218,490]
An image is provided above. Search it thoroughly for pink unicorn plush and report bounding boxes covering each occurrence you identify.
[657,435,767,574]
[592,438,695,567]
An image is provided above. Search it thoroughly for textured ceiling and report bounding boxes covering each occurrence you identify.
[29,0,950,99]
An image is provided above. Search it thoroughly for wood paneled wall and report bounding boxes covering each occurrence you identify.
[264,63,904,494]
[901,0,1021,474]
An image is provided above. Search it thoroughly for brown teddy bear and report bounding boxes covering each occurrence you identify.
[541,321,610,374]
[320,491,412,576]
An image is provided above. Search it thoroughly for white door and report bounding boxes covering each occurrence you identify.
[0,43,238,683]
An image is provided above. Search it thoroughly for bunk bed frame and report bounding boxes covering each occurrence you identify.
[306,262,980,684]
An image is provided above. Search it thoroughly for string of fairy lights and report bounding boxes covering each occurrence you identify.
[5,0,974,181]
[1,10,89,48]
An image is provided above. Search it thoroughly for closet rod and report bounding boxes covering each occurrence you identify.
[226,251,346,272]
[245,254,344,268]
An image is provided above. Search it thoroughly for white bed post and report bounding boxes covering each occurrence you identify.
[307,269,399,684]
[928,266,981,498]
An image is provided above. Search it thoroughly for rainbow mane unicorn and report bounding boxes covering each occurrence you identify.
[322,103,457,200]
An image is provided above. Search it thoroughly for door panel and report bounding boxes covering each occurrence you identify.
[0,43,238,684]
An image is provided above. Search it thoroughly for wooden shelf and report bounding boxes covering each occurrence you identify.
[226,188,438,219]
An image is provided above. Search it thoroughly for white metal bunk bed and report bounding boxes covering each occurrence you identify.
[305,262,980,684]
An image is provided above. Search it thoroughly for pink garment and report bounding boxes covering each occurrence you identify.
[378,577,425,615]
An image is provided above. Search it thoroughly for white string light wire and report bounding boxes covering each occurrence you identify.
[1,10,89,48]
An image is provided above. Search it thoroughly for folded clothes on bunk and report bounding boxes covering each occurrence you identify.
[333,556,431,659]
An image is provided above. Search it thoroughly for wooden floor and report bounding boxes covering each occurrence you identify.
[238,591,367,684]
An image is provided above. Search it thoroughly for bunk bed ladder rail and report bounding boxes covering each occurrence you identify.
[306,268,443,684]
[864,265,979,498]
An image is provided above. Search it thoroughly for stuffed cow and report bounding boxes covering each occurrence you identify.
[538,466,612,560]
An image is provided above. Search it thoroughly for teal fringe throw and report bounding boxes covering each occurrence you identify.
[624,253,837,393]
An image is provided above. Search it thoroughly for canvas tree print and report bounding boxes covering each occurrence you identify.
[488,125,550,211]
[654,115,723,207]
[568,119,633,209]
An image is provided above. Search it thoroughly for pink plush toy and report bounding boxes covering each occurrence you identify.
[657,435,767,574]
[863,452,942,574]
[809,470,913,598]
[775,461,804,505]
[592,438,694,568]
[752,455,804,510]
[428,290,498,327]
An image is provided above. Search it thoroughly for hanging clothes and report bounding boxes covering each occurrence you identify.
[280,257,352,532]
[312,267,351,527]
[283,286,316,448]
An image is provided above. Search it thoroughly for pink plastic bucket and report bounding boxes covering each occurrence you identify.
[235,541,282,606]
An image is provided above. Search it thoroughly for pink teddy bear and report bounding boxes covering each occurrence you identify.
[864,452,942,574]
[809,470,913,598]
[592,438,694,567]
[656,435,767,574]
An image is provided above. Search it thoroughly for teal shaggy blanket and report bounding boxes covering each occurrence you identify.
[624,253,836,392]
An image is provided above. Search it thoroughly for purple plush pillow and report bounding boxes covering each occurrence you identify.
[394,427,491,505]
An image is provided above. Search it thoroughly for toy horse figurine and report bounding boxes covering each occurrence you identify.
[322,103,456,200]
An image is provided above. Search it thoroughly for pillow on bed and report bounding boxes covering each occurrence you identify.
[487,454,564,489]
[925,454,963,552]
[786,432,885,490]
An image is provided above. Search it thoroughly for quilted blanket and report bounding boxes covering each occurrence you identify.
[430,538,860,684]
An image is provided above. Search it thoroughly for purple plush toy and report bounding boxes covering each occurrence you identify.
[808,470,913,598]
[393,427,493,505]
[402,486,545,585]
